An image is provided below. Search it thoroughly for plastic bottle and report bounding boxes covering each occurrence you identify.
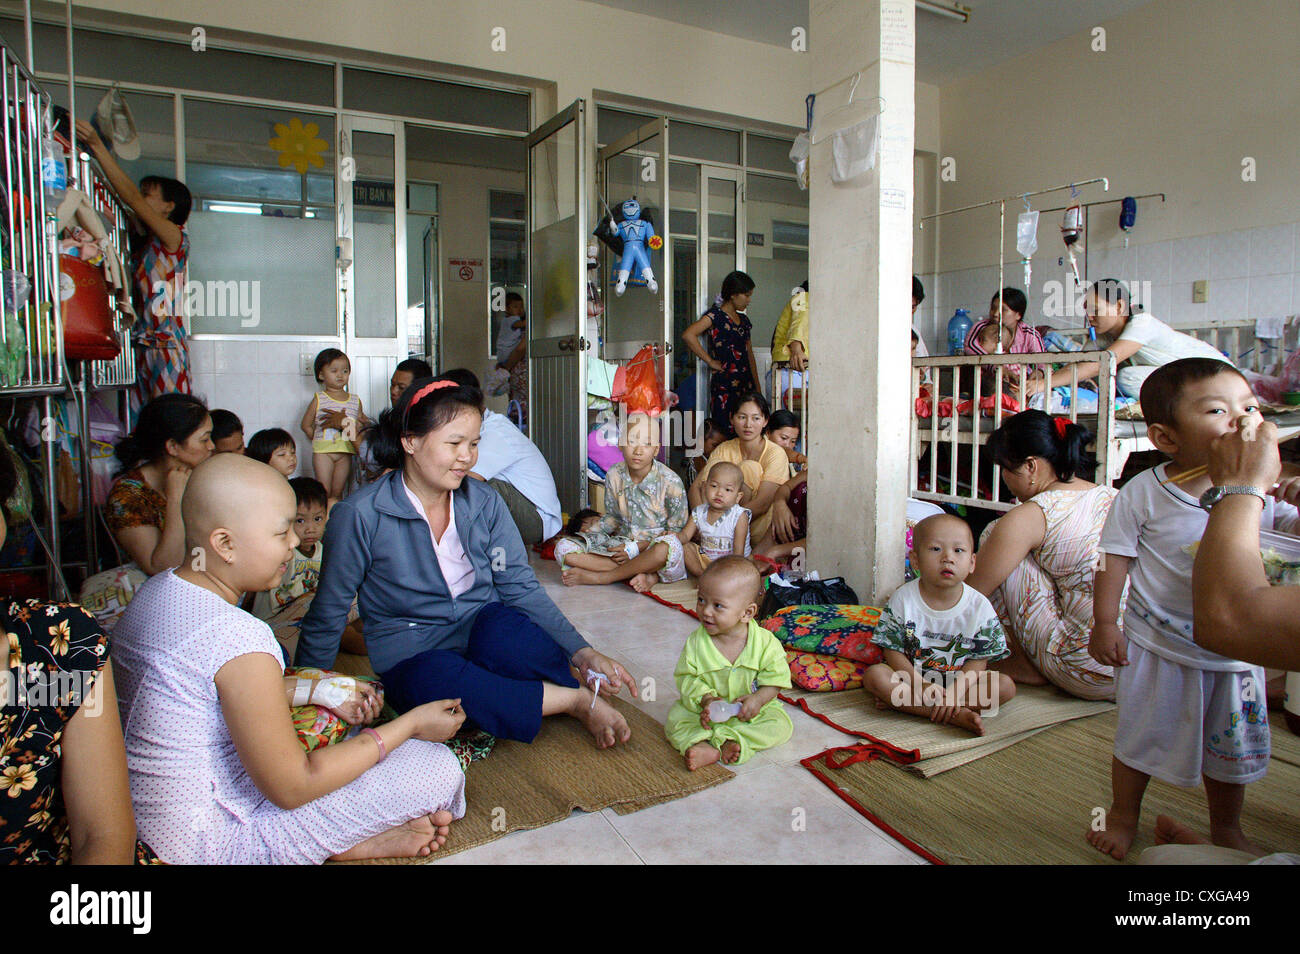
[706,699,742,723]
[1285,673,1300,736]
[40,136,66,207]
[946,308,972,356]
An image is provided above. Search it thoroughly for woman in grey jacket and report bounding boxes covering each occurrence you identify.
[296,377,636,747]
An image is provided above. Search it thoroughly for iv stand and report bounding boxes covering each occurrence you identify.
[919,177,1110,353]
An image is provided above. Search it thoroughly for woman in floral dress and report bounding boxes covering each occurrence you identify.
[0,449,142,863]
[682,271,760,438]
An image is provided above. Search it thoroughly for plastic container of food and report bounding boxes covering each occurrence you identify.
[1259,528,1300,585]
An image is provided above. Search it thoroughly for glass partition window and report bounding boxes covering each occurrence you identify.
[48,83,176,182]
[184,99,337,335]
[489,190,526,356]
[344,68,529,131]
[744,173,809,351]
[11,18,334,105]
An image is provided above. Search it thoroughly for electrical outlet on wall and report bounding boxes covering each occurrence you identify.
[1192,280,1208,303]
[300,353,315,376]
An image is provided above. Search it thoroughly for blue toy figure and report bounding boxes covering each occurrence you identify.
[612,197,660,296]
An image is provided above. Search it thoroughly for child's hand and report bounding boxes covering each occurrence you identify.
[1089,621,1128,667]
[699,694,719,727]
[164,463,193,501]
[707,359,723,373]
[1272,476,1300,508]
[737,693,763,722]
[609,549,629,565]
[323,681,384,726]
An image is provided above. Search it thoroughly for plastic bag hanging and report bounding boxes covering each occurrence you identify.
[830,112,879,183]
[789,133,810,190]
[1016,210,1039,286]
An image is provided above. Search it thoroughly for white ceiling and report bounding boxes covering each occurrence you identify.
[581,0,1157,85]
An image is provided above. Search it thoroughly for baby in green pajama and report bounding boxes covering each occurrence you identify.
[666,557,793,769]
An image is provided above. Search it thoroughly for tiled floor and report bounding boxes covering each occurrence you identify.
[442,553,926,865]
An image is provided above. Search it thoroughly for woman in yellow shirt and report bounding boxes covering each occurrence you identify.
[690,393,788,542]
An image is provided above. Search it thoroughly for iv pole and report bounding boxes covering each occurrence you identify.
[919,177,1110,353]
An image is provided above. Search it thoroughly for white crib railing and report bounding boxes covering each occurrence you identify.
[910,350,1117,512]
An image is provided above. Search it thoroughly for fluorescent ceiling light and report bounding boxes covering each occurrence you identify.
[206,201,261,215]
[917,0,970,22]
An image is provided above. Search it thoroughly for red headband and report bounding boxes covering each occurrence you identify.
[406,379,457,413]
[1053,416,1069,439]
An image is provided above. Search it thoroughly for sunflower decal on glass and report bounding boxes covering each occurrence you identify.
[269,118,328,175]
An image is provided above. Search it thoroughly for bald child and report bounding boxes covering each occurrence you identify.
[665,557,793,769]
[865,514,1016,735]
[110,453,470,863]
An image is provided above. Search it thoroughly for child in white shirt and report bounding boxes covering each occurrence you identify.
[866,514,1016,735]
[1089,358,1291,861]
[679,461,751,577]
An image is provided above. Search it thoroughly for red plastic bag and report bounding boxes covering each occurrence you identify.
[611,345,665,415]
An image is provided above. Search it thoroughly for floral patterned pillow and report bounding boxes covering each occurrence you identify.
[760,603,883,663]
[784,650,871,692]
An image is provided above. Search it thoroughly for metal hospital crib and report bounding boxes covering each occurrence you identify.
[909,317,1300,512]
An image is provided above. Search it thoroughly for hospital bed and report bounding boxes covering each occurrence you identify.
[909,318,1299,511]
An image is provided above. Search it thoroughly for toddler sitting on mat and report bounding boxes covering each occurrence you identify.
[665,557,793,768]
[865,514,1016,736]
[678,460,751,577]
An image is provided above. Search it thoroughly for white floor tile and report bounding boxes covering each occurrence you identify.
[437,808,643,865]
[602,761,922,864]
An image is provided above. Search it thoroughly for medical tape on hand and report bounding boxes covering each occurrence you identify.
[291,678,315,707]
[312,676,358,709]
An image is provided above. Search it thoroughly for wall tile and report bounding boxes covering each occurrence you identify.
[1133,240,1172,286]
[1170,234,1213,285]
[1206,276,1249,321]
[1248,273,1292,319]
[1207,229,1251,280]
[1249,224,1294,277]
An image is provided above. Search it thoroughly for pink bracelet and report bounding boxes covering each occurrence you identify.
[361,727,387,762]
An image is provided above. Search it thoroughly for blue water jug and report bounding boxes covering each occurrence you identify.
[947,308,972,355]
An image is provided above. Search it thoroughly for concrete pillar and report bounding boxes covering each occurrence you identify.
[806,0,914,602]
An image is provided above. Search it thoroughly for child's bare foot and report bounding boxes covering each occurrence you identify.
[329,810,454,861]
[562,566,603,586]
[685,742,721,770]
[1086,807,1138,860]
[571,689,632,748]
[719,740,742,764]
[628,571,658,593]
[1154,814,1207,846]
[949,707,984,735]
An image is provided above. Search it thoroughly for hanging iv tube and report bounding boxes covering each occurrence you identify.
[919,177,1109,353]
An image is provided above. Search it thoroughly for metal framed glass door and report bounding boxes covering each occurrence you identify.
[696,164,745,418]
[339,115,407,416]
[597,117,671,396]
[526,99,588,511]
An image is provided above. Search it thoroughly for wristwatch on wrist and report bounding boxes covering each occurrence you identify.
[1198,485,1267,510]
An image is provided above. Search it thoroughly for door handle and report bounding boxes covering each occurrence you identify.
[558,336,575,352]
[578,336,592,351]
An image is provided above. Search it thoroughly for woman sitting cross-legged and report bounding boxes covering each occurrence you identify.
[964,410,1119,700]
[295,376,638,748]
[111,454,468,864]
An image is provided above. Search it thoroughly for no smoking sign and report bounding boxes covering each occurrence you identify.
[448,257,484,282]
